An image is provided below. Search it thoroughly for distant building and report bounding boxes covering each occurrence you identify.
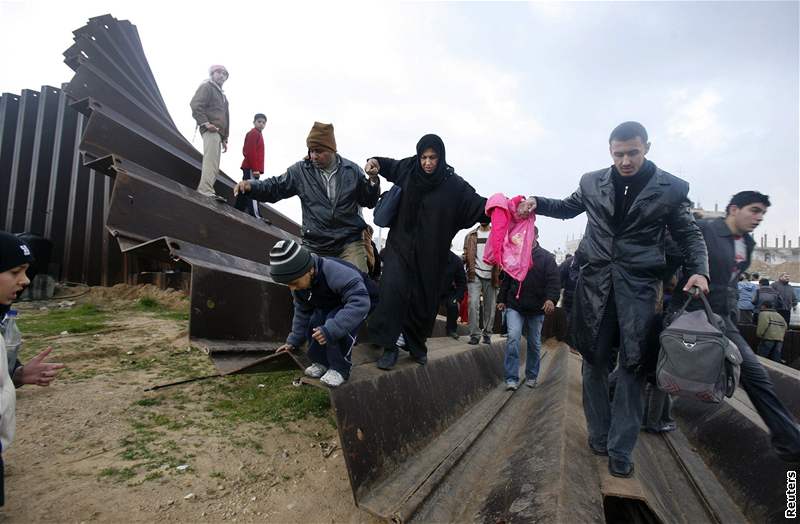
[691,203,725,220]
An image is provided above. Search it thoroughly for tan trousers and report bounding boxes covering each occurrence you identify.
[333,240,369,273]
[197,130,221,196]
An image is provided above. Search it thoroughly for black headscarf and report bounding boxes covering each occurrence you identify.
[403,134,451,229]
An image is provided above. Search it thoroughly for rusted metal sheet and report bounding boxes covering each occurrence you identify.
[5,89,40,233]
[118,236,296,373]
[0,92,21,228]
[96,156,298,262]
[325,339,748,523]
[0,85,120,285]
[63,15,300,237]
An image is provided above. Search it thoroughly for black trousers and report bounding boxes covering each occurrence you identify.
[440,294,459,333]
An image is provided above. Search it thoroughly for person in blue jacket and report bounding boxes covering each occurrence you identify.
[271,240,377,387]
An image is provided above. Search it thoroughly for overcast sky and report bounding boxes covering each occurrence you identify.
[2,0,798,254]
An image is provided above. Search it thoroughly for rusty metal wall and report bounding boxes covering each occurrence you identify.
[0,85,122,285]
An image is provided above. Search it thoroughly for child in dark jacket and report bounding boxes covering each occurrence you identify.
[496,240,560,390]
[270,240,377,387]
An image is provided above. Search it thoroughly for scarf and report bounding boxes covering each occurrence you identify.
[402,134,451,230]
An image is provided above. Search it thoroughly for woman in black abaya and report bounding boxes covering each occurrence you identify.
[365,134,486,369]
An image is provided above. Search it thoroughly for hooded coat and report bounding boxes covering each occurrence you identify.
[534,163,708,369]
[367,135,486,355]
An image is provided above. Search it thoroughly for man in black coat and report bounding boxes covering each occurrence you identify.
[496,231,560,390]
[530,121,709,478]
[234,122,380,271]
[440,251,467,339]
[672,191,800,463]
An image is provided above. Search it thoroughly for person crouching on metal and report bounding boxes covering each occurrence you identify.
[271,240,377,388]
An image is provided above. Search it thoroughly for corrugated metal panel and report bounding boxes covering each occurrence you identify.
[0,86,120,285]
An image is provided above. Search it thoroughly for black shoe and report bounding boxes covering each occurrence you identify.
[608,458,634,478]
[589,443,608,456]
[212,194,228,203]
[447,331,459,340]
[482,335,491,344]
[468,336,479,345]
[412,352,428,365]
[377,348,399,370]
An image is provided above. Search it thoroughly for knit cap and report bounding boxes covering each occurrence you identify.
[306,122,337,152]
[0,232,34,273]
[208,64,229,77]
[269,240,313,284]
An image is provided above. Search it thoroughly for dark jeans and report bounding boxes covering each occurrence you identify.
[440,295,460,334]
[757,340,783,362]
[582,292,645,465]
[777,309,791,325]
[307,308,360,379]
[726,320,800,458]
[737,308,754,324]
[234,168,261,218]
[643,383,674,430]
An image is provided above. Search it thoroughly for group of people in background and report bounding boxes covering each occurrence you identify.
[189,62,799,479]
[736,271,796,362]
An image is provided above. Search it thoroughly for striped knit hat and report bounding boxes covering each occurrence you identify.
[268,240,313,284]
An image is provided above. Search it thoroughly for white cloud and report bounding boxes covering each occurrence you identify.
[666,88,729,150]
[528,1,577,21]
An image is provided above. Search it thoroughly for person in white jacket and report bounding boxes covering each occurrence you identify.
[0,232,63,506]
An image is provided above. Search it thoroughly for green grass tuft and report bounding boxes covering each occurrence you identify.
[208,371,332,426]
[17,303,108,337]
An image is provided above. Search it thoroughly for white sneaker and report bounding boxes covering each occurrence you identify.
[320,369,346,388]
[505,380,519,391]
[304,363,327,378]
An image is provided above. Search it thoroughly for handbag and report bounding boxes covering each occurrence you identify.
[373,185,402,228]
[657,290,742,403]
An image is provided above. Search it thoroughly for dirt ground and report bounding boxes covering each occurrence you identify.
[1,284,379,523]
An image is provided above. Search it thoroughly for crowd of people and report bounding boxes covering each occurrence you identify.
[1,71,797,508]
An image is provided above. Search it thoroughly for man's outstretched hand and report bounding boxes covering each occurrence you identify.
[233,180,252,197]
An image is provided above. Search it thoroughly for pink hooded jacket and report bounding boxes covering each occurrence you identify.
[483,194,537,295]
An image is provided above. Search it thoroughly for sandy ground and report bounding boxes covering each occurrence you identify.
[1,285,380,523]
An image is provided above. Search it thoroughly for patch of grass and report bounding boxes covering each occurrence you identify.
[17,303,109,337]
[98,466,136,483]
[137,297,160,309]
[209,471,226,479]
[208,371,332,426]
[146,412,189,431]
[135,297,190,322]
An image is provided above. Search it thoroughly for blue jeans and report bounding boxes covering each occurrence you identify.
[756,339,783,362]
[582,293,645,465]
[307,308,360,379]
[504,308,544,383]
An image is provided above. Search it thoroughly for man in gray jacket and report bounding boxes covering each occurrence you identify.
[190,65,230,200]
[234,122,380,272]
